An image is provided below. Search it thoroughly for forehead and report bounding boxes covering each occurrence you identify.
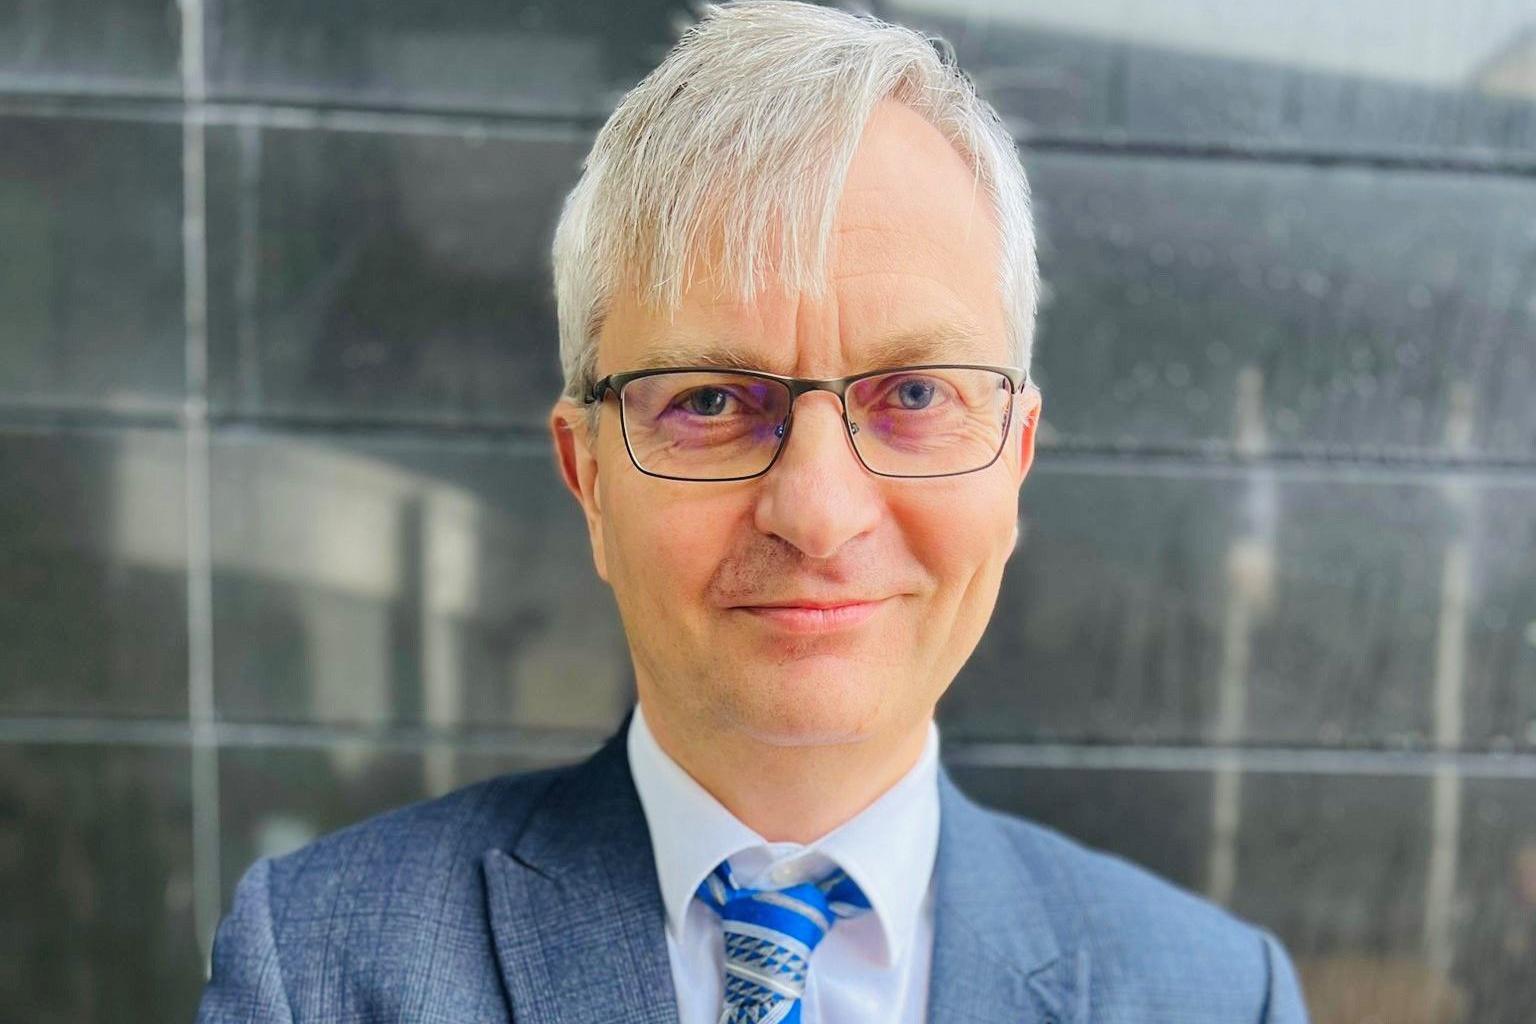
[623,321,991,377]
[600,100,1008,376]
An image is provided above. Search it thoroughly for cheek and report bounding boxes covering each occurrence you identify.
[598,427,714,594]
[608,479,738,600]
[897,478,1017,590]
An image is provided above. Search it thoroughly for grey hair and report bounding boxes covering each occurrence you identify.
[551,0,1039,436]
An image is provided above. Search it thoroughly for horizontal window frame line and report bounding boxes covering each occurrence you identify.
[1017,129,1536,180]
[7,408,1535,481]
[0,405,183,434]
[1,88,1533,181]
[0,89,605,139]
[4,716,1536,778]
[1033,445,1536,483]
[0,716,609,760]
[943,740,1536,778]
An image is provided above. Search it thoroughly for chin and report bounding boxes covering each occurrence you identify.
[722,671,886,748]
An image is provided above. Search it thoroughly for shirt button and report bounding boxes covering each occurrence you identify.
[769,863,798,885]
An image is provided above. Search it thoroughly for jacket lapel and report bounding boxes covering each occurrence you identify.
[480,713,1087,1024]
[482,712,680,1024]
[927,766,1089,1023]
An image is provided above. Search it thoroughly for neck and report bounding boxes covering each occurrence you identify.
[637,694,933,843]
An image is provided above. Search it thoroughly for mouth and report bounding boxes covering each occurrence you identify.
[732,597,891,634]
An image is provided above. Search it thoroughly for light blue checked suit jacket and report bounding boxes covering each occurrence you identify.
[196,708,1311,1023]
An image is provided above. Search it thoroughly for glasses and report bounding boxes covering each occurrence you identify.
[584,363,1033,481]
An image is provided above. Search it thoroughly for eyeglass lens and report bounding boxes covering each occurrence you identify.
[617,368,1013,479]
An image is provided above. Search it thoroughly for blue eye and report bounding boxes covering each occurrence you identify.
[895,378,936,410]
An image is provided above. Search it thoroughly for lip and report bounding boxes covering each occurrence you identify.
[734,598,890,634]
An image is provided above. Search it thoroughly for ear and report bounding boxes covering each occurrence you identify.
[550,397,610,582]
[1011,385,1042,485]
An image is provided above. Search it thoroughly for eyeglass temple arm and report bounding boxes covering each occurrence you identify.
[581,377,610,404]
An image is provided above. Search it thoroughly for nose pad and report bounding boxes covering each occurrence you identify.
[752,391,882,557]
[772,410,860,440]
[771,393,859,465]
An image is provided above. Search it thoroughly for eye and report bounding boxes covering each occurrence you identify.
[893,377,936,410]
[677,386,733,417]
[871,374,952,412]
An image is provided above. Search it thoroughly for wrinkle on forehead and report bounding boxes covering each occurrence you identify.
[625,318,988,378]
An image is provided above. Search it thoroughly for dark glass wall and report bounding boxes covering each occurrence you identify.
[2,2,1533,1020]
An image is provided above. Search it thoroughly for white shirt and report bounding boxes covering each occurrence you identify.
[625,701,941,1024]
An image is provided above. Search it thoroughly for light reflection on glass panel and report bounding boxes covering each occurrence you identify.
[211,435,632,732]
[890,0,1536,155]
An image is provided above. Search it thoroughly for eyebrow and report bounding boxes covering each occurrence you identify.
[629,321,989,377]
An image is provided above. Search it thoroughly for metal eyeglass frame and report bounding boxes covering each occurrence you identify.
[583,362,1035,481]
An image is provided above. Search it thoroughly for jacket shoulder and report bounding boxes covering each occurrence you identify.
[226,760,572,1020]
[984,806,1304,1021]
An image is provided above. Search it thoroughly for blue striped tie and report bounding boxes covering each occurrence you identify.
[695,859,872,1024]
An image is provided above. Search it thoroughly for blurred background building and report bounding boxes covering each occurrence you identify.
[2,1,1534,1020]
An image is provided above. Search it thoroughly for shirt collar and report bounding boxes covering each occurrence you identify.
[626,700,941,968]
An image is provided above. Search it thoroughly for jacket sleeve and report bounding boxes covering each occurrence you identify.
[194,857,297,1024]
[1257,927,1310,1024]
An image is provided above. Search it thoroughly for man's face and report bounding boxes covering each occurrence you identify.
[551,99,1041,752]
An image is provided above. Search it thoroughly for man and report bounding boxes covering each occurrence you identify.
[197,2,1310,1021]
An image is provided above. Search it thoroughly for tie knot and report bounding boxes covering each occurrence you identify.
[700,859,872,957]
[696,860,872,933]
[695,859,873,1019]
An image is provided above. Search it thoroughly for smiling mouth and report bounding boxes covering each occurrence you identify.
[732,598,890,634]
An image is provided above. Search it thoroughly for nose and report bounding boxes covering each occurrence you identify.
[752,391,883,560]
